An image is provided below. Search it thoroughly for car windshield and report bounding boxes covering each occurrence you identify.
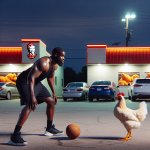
[136,79,150,84]
[0,83,5,86]
[92,81,111,85]
[67,83,83,88]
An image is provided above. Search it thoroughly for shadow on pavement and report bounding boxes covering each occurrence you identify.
[50,136,123,141]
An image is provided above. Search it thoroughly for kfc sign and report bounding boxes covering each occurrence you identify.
[27,43,37,59]
[22,39,46,63]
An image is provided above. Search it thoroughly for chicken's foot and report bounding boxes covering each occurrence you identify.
[121,131,132,141]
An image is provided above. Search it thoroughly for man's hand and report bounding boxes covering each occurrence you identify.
[29,97,38,111]
[53,95,57,105]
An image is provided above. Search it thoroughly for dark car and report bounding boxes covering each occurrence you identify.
[88,80,119,102]
[0,82,19,100]
[62,82,89,101]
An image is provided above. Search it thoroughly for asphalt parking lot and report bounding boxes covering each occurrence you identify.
[0,98,150,150]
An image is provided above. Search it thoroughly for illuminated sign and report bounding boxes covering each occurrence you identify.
[27,43,37,59]
[21,39,47,63]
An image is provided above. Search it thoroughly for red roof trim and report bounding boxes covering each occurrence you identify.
[87,44,107,48]
[106,47,150,64]
[21,39,41,42]
[0,47,22,63]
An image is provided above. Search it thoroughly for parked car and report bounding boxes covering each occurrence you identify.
[0,82,19,100]
[128,78,150,101]
[62,82,89,101]
[88,80,119,102]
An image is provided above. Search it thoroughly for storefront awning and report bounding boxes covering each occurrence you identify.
[106,47,150,64]
[0,47,22,64]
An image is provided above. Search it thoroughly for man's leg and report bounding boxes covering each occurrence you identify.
[15,105,32,132]
[9,106,32,146]
[43,97,63,136]
[45,97,55,123]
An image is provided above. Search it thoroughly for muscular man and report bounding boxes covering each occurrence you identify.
[9,47,65,146]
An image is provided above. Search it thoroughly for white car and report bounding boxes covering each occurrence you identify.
[128,78,150,101]
[62,82,89,101]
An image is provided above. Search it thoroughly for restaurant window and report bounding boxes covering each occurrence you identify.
[118,72,140,86]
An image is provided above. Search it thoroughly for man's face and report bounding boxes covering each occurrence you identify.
[57,51,65,66]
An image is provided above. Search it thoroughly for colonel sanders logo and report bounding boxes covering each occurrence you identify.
[27,43,37,59]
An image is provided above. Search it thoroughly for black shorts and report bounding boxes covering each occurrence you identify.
[16,80,51,105]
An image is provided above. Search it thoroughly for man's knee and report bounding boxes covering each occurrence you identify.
[44,97,55,106]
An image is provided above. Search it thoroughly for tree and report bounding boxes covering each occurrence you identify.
[64,67,77,86]
[77,66,87,82]
[64,66,87,86]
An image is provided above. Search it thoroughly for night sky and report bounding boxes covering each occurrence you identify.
[1,0,150,72]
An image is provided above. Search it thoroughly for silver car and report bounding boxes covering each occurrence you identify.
[62,82,89,101]
[128,78,150,101]
[0,82,19,100]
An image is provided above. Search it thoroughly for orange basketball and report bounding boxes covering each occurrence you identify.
[66,123,80,140]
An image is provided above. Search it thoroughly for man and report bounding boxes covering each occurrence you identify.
[9,47,65,146]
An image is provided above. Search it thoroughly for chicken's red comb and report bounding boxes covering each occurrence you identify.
[117,92,125,97]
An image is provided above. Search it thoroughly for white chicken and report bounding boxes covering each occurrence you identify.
[114,94,148,141]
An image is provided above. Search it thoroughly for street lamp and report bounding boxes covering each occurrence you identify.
[122,13,136,46]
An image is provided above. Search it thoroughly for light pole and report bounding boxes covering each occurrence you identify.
[122,13,136,46]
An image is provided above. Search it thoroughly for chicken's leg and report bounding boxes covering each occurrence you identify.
[122,131,132,141]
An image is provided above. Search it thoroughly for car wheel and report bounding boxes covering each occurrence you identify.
[128,95,131,100]
[131,96,136,101]
[128,92,131,100]
[84,93,88,101]
[63,98,67,102]
[111,97,115,101]
[89,97,93,102]
[6,92,11,100]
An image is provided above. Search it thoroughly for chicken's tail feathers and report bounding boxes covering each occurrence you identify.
[139,101,148,115]
[137,101,148,121]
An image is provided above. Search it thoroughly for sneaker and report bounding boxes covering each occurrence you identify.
[44,124,63,136]
[8,132,28,146]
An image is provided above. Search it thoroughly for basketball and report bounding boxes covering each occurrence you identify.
[66,123,80,140]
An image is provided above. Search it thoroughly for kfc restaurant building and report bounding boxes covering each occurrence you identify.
[87,44,150,97]
[0,39,64,97]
